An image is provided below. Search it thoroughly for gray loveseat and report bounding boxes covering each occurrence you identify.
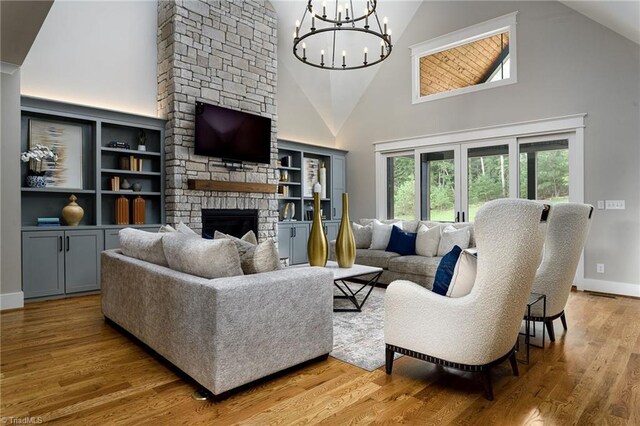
[101,249,334,396]
[330,219,475,289]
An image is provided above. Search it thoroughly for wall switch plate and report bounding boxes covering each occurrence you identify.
[597,200,605,209]
[596,263,605,274]
[605,200,625,210]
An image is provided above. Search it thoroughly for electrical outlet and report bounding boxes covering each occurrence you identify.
[605,200,625,210]
[596,263,605,274]
[597,200,605,209]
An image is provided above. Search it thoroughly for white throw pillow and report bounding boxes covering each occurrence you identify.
[352,222,373,249]
[369,220,403,250]
[437,225,471,256]
[415,224,441,257]
[162,232,243,279]
[447,249,478,298]
[176,221,198,236]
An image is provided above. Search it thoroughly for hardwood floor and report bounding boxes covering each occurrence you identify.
[1,290,638,425]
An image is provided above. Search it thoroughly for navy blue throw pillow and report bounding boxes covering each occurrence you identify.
[385,225,417,256]
[432,245,463,296]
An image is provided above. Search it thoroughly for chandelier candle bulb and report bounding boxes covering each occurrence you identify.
[295,20,300,37]
[365,9,369,27]
[381,40,384,57]
[322,1,326,17]
[311,16,315,30]
[302,42,306,60]
[342,50,346,68]
[345,3,349,20]
[383,16,388,35]
[337,5,342,22]
[321,49,325,66]
[388,29,392,44]
[364,47,368,64]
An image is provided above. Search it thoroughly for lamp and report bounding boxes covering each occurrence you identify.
[293,0,392,70]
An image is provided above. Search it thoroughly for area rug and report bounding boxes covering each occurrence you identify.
[330,286,402,371]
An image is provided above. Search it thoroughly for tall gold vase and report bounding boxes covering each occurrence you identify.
[335,193,356,268]
[307,192,328,266]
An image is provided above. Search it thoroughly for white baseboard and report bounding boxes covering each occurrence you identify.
[0,291,24,310]
[578,278,640,298]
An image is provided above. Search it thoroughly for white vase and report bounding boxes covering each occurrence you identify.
[319,165,326,199]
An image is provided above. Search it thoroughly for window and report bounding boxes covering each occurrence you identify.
[386,155,415,220]
[519,140,569,203]
[411,12,517,103]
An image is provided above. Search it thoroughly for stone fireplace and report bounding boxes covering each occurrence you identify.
[157,0,278,241]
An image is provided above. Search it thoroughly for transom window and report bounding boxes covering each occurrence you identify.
[411,12,517,103]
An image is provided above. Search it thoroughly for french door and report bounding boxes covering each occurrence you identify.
[417,139,517,222]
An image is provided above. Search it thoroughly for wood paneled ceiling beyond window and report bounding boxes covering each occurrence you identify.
[419,32,509,97]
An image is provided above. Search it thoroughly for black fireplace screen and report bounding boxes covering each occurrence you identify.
[201,209,258,239]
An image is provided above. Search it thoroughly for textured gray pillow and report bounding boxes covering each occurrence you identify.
[119,228,168,267]
[176,221,198,236]
[437,225,471,256]
[241,230,258,245]
[214,231,282,274]
[351,222,373,249]
[162,232,243,279]
[158,224,176,233]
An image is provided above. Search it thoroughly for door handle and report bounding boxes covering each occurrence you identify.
[333,207,336,217]
[66,236,70,252]
[462,212,466,222]
[456,211,460,222]
[59,236,63,252]
[293,227,296,238]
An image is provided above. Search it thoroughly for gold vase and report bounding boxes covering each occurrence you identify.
[62,195,84,226]
[335,193,356,268]
[307,192,328,266]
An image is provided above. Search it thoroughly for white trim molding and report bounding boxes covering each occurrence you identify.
[0,292,24,310]
[579,279,640,298]
[410,12,518,104]
[0,61,20,75]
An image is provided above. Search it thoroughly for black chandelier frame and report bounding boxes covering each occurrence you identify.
[293,0,393,71]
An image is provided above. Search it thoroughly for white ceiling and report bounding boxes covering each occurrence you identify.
[273,1,640,137]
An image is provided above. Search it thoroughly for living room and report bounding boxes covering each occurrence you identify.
[1,0,639,423]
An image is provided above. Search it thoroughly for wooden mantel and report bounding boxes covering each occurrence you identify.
[187,179,277,193]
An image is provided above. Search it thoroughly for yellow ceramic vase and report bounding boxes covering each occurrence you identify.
[307,192,328,266]
[62,195,84,226]
[335,193,356,268]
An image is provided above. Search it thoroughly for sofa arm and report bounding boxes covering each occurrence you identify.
[208,266,334,393]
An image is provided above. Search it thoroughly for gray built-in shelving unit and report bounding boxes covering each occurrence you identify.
[20,97,165,300]
[276,140,347,264]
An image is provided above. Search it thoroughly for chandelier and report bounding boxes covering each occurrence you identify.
[293,1,392,70]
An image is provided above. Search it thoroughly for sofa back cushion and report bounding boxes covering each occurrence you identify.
[119,228,168,267]
[162,232,243,279]
[214,231,281,274]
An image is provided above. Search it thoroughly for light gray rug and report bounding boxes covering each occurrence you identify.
[331,286,402,371]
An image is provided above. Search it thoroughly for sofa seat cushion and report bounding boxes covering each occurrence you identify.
[355,249,400,269]
[388,255,442,278]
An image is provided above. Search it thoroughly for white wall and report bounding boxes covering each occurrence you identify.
[0,65,24,309]
[336,1,640,289]
[20,0,158,117]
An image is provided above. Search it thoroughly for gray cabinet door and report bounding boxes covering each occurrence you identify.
[277,223,292,259]
[104,229,121,250]
[324,221,340,242]
[332,155,346,219]
[290,223,310,265]
[64,230,104,294]
[22,231,65,298]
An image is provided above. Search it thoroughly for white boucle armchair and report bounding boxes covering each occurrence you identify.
[526,203,593,342]
[384,199,548,400]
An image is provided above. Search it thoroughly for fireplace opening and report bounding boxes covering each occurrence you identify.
[201,209,259,239]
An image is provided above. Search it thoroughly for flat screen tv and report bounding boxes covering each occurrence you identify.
[194,101,271,164]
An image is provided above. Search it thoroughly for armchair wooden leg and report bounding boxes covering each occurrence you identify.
[560,311,568,331]
[385,346,394,375]
[545,320,556,342]
[508,351,519,376]
[481,370,494,401]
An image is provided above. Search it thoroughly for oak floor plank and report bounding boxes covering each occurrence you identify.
[1,291,639,424]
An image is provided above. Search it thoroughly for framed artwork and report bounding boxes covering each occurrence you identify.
[304,157,320,197]
[29,119,84,189]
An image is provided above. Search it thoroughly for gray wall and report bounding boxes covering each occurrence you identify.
[336,1,640,286]
[1,68,22,299]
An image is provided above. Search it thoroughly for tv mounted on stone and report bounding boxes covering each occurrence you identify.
[194,101,271,165]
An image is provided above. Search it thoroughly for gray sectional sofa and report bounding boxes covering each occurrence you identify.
[101,249,334,396]
[330,219,475,289]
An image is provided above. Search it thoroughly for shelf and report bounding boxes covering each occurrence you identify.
[277,197,301,201]
[101,147,161,157]
[22,224,162,231]
[101,169,161,176]
[277,181,300,185]
[278,166,301,171]
[22,188,96,194]
[303,197,330,201]
[102,191,161,196]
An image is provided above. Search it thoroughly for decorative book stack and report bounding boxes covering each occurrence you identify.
[37,217,60,227]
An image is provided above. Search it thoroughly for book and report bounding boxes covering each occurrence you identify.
[37,217,60,223]
[37,223,61,227]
